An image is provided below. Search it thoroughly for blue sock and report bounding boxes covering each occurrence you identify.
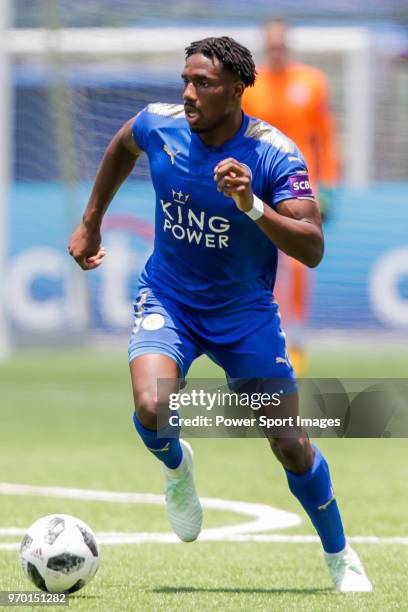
[132,412,183,469]
[285,445,346,553]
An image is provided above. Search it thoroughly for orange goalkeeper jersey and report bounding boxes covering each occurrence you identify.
[243,63,339,189]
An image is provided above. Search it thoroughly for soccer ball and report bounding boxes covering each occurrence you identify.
[20,514,99,593]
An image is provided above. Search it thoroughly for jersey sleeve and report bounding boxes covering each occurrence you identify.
[270,149,315,206]
[131,107,151,152]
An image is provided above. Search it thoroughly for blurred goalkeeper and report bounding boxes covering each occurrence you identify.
[243,19,340,373]
[69,36,370,592]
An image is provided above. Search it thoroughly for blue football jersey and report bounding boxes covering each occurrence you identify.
[132,103,313,311]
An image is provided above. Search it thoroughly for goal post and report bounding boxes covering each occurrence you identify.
[39,0,90,336]
[6,20,405,340]
[7,24,374,186]
[0,0,12,359]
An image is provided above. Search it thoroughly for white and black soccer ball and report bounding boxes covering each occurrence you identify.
[20,514,99,593]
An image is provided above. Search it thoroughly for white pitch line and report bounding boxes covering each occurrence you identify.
[0,483,406,550]
[0,483,166,506]
[0,528,26,536]
[1,533,408,551]
[220,534,408,545]
[0,482,301,544]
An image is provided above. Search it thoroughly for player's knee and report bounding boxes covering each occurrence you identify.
[133,391,166,430]
[270,436,313,473]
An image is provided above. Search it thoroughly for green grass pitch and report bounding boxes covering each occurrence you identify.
[0,349,407,611]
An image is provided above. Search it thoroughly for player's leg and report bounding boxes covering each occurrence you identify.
[262,392,346,554]
[206,306,372,591]
[266,409,371,592]
[274,253,309,375]
[287,257,309,374]
[130,353,182,467]
[128,289,203,541]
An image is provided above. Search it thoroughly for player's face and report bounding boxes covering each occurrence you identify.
[264,23,290,72]
[182,54,243,133]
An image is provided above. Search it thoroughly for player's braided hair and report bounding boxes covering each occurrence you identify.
[185,37,257,87]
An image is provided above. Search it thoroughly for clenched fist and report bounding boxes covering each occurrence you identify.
[68,223,106,270]
[214,158,254,212]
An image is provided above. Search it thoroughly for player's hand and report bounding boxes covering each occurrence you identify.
[68,223,106,270]
[214,158,253,212]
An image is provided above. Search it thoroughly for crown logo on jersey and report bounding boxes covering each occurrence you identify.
[172,189,190,205]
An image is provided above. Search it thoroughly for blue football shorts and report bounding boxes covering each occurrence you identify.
[128,287,296,392]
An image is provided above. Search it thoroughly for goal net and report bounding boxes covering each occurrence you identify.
[4,4,408,347]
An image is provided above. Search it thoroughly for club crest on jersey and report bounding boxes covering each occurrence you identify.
[289,173,314,198]
[172,189,190,204]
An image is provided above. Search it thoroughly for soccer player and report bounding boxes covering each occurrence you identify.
[243,19,340,373]
[69,37,371,592]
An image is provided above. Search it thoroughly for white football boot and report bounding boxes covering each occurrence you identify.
[325,544,373,592]
[163,439,203,542]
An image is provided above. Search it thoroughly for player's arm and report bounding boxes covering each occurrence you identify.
[68,117,142,270]
[214,158,324,268]
[272,197,323,267]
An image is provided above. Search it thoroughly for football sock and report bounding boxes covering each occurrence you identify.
[132,412,183,469]
[285,445,346,553]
